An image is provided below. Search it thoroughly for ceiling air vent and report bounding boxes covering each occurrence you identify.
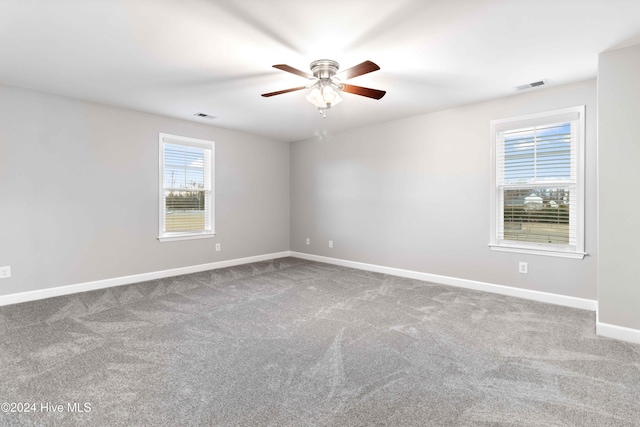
[194,112,216,119]
[515,79,548,91]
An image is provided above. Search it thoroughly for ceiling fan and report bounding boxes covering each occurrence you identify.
[261,59,386,117]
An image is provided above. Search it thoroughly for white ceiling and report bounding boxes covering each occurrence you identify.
[1,0,640,142]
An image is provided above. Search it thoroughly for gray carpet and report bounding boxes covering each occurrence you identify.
[0,257,639,426]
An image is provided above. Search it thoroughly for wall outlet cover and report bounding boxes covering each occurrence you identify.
[519,262,528,274]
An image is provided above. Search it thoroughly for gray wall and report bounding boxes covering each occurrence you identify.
[598,44,640,329]
[0,85,290,296]
[0,78,603,305]
[291,79,597,299]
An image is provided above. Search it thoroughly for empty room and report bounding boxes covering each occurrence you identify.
[1,0,640,426]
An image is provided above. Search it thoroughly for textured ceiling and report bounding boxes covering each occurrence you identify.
[1,0,640,142]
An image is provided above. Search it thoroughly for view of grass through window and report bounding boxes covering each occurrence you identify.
[164,191,206,232]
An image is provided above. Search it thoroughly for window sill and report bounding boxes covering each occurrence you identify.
[489,244,586,259]
[158,232,216,242]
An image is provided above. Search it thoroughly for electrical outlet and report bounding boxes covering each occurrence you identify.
[215,243,221,252]
[306,238,310,245]
[519,262,528,274]
[328,240,333,248]
[0,266,11,279]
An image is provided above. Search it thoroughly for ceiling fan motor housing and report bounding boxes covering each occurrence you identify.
[310,59,339,79]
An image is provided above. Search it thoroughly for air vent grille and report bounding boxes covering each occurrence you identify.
[194,112,217,119]
[515,80,548,91]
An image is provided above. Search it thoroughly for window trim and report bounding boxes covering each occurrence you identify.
[489,106,586,259]
[158,133,215,242]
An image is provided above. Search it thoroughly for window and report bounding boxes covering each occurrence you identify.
[158,133,215,242]
[490,106,585,259]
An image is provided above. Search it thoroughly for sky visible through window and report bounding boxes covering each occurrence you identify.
[503,122,571,183]
[163,144,206,189]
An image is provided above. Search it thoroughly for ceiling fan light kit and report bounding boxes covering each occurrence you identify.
[306,80,343,114]
[262,59,386,118]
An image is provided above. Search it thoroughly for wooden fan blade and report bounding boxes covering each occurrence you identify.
[336,60,380,80]
[261,86,307,97]
[340,84,386,100]
[273,64,313,79]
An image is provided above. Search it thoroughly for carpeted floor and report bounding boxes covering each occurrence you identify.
[0,257,639,426]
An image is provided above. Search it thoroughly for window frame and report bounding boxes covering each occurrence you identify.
[489,106,586,259]
[158,133,215,242]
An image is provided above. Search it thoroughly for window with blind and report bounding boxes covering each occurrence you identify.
[158,133,215,242]
[489,106,585,259]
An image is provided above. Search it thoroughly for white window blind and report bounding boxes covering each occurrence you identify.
[158,134,214,242]
[490,107,585,258]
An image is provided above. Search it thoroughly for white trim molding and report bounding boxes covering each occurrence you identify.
[0,251,291,307]
[157,232,216,242]
[489,244,586,259]
[596,321,640,345]
[489,106,586,259]
[290,252,597,311]
[158,133,215,242]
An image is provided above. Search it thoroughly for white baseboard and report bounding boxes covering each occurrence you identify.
[0,251,292,307]
[290,252,598,311]
[596,321,640,345]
